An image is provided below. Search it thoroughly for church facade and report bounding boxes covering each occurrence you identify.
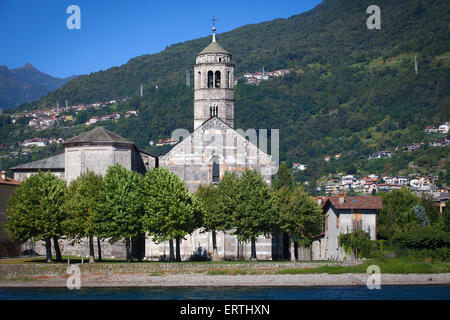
[11,28,282,261]
[150,28,280,260]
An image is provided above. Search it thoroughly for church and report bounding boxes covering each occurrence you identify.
[11,27,281,260]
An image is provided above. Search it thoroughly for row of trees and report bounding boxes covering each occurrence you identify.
[196,168,322,261]
[6,164,323,263]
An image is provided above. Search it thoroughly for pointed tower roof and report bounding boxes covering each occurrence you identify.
[64,127,134,146]
[198,24,230,55]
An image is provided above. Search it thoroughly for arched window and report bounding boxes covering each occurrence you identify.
[208,71,214,88]
[227,71,230,89]
[197,71,201,88]
[215,71,221,88]
[212,158,220,183]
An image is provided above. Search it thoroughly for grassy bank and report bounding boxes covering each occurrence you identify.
[277,257,450,275]
[0,256,448,280]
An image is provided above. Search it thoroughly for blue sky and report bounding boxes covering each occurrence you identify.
[0,0,321,78]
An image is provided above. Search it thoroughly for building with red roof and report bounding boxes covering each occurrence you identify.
[312,194,382,261]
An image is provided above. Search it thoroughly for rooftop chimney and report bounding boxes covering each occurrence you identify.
[1,170,7,180]
[338,193,345,203]
[317,198,322,205]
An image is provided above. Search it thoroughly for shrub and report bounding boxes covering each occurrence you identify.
[406,247,450,261]
[339,230,379,259]
[392,226,450,250]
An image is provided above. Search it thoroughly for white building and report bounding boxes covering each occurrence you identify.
[312,195,382,261]
[292,163,307,171]
[438,123,449,134]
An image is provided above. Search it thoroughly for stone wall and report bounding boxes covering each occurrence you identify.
[22,238,128,259]
[145,230,283,261]
[13,170,64,182]
[65,145,134,182]
[160,118,273,193]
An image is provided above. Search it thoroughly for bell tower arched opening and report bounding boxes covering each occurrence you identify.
[208,71,214,88]
[215,71,221,88]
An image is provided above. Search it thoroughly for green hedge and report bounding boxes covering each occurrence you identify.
[392,227,450,250]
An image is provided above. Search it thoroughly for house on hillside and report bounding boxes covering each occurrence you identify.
[425,126,439,134]
[311,194,382,261]
[292,163,307,171]
[438,123,449,134]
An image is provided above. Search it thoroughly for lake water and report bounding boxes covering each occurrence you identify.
[0,285,449,300]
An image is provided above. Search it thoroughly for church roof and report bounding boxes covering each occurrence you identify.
[64,127,134,146]
[198,41,230,55]
[11,153,65,171]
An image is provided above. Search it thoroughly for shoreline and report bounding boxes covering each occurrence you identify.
[1,273,449,288]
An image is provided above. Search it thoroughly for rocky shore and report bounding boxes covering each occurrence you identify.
[1,272,449,288]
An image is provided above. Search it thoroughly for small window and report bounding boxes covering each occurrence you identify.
[212,160,220,183]
[336,215,339,228]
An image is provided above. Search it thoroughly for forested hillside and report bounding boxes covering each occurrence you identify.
[16,0,449,109]
[3,0,449,192]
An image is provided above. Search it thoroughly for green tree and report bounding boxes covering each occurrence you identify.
[196,184,227,261]
[6,171,66,262]
[411,205,429,227]
[217,172,241,225]
[142,167,202,262]
[420,194,440,224]
[273,162,293,190]
[377,187,421,240]
[272,184,323,261]
[63,171,104,263]
[93,165,144,262]
[232,169,274,260]
[339,230,376,261]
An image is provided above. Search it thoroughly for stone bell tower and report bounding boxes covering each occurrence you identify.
[194,25,235,129]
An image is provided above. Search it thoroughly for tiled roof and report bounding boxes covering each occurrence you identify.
[325,196,382,210]
[64,127,134,146]
[198,41,230,55]
[11,153,65,170]
[0,176,20,186]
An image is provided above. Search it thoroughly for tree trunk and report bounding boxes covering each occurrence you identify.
[175,236,181,262]
[250,237,257,261]
[125,237,133,262]
[169,239,175,262]
[52,236,62,262]
[97,238,102,262]
[212,230,220,261]
[289,234,296,262]
[45,238,52,263]
[88,236,95,263]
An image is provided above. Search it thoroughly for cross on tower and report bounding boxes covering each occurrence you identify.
[211,16,218,29]
[211,16,218,42]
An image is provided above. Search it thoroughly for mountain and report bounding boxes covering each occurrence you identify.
[0,63,76,109]
[3,0,449,192]
[16,0,449,109]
